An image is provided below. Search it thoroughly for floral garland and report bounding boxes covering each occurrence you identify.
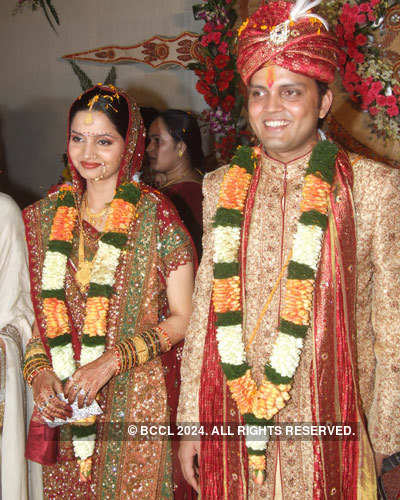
[13,0,60,32]
[335,0,400,139]
[212,142,337,483]
[41,181,140,480]
[190,0,250,163]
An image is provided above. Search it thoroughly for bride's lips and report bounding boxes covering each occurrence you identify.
[81,161,102,169]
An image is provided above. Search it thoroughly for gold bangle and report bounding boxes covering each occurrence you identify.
[133,336,149,364]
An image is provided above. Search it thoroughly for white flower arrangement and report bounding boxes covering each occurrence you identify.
[292,224,323,271]
[42,251,68,290]
[245,425,269,451]
[80,344,106,366]
[90,242,121,285]
[216,325,246,365]
[50,344,75,380]
[213,226,241,263]
[269,333,304,378]
[72,435,96,461]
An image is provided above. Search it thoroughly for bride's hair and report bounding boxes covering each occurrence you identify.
[69,87,130,139]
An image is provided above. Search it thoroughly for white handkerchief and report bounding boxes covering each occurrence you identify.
[44,393,103,428]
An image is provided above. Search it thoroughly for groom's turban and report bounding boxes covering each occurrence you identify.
[236,0,340,85]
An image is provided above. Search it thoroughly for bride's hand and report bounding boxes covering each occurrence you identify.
[32,370,72,421]
[64,350,118,408]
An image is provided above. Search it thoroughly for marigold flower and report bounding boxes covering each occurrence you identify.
[213,276,241,313]
[249,455,266,471]
[300,175,330,214]
[50,206,77,241]
[219,166,252,211]
[83,297,109,336]
[227,370,257,414]
[43,297,69,337]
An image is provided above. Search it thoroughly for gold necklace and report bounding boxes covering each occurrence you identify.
[82,194,110,229]
[160,173,201,190]
[74,193,107,293]
[76,225,93,293]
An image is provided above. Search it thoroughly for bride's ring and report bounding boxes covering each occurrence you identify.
[78,389,86,396]
[73,384,79,390]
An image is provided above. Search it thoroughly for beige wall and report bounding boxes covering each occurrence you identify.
[0,0,204,204]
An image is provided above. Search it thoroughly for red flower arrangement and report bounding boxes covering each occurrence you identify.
[190,0,248,163]
[336,0,400,139]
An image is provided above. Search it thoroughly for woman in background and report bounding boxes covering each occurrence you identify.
[23,85,195,499]
[147,110,204,258]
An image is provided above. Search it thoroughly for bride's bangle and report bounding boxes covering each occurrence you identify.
[25,366,53,387]
[113,346,122,376]
[155,325,172,352]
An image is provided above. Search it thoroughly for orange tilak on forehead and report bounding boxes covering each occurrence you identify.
[265,65,275,88]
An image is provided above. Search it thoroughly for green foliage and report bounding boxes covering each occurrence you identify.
[41,289,65,300]
[71,424,96,438]
[37,0,59,32]
[231,146,256,174]
[101,232,128,249]
[47,334,71,348]
[56,190,75,208]
[299,210,328,229]
[213,207,242,228]
[279,318,308,338]
[48,240,73,257]
[44,0,59,24]
[81,334,107,346]
[287,261,315,280]
[265,364,292,385]
[104,66,117,86]
[216,310,242,327]
[306,140,337,184]
[243,413,272,427]
[221,362,250,380]
[116,183,141,204]
[69,61,94,92]
[88,283,113,298]
[213,262,239,279]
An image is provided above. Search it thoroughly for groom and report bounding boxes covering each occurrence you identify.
[178,1,400,498]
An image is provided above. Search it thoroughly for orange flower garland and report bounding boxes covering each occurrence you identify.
[212,142,338,483]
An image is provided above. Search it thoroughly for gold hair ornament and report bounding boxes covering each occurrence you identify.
[84,84,120,125]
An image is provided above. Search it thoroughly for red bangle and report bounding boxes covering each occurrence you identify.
[26,366,53,387]
[113,345,122,375]
[155,326,172,352]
